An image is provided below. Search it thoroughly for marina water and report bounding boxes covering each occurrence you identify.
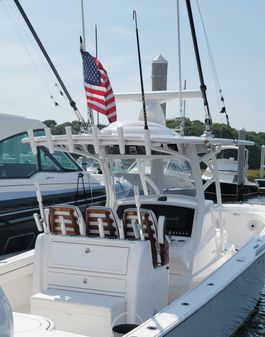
[235,287,265,336]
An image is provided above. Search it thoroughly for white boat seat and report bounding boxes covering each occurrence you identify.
[123,208,169,267]
[18,331,88,337]
[13,312,54,336]
[85,206,119,238]
[16,331,87,337]
[31,288,126,337]
[47,205,86,236]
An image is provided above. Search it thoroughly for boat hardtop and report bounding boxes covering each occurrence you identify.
[0,113,45,141]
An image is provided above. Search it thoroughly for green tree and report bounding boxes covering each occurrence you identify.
[43,119,57,128]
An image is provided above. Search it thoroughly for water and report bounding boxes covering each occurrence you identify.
[235,288,265,337]
[234,196,265,337]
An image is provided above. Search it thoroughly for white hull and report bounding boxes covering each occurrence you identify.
[149,252,265,337]
[1,244,264,336]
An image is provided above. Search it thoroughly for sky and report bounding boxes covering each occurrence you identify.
[0,0,265,132]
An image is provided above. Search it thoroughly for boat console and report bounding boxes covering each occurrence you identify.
[117,202,195,237]
[31,205,169,336]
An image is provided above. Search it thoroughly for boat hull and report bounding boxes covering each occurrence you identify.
[165,254,265,337]
[204,180,259,202]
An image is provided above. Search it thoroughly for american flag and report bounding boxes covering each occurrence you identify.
[81,50,117,123]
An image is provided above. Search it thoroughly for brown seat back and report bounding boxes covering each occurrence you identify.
[157,215,170,266]
[123,208,159,268]
[48,205,85,236]
[85,207,119,238]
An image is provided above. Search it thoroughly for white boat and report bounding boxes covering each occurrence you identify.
[0,113,107,255]
[0,114,265,337]
[202,144,259,202]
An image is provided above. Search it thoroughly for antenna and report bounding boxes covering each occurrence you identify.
[95,24,98,58]
[176,0,184,135]
[13,0,87,132]
[133,10,148,130]
[180,80,187,134]
[80,0,86,51]
[185,0,212,137]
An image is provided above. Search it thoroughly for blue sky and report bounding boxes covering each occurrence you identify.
[0,0,265,132]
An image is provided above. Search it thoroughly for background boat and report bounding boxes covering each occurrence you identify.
[0,113,106,255]
[202,144,259,202]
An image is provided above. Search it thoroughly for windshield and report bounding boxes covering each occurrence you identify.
[0,130,80,179]
[109,157,195,198]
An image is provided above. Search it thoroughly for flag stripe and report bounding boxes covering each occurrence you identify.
[84,84,106,95]
[81,50,117,123]
[85,94,108,107]
[87,102,108,115]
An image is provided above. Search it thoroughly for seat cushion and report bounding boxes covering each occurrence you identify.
[13,312,54,335]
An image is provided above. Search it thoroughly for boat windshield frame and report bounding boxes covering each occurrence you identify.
[106,154,196,201]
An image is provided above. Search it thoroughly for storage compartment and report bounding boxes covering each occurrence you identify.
[48,241,129,274]
[47,271,127,294]
[31,288,126,337]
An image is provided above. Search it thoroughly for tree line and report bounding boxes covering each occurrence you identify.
[43,118,265,169]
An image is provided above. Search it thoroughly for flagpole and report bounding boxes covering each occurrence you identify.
[80,38,95,127]
[80,0,86,51]
[95,24,100,128]
[133,10,148,130]
[80,1,94,127]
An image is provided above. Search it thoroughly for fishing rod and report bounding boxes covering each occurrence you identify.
[133,10,148,130]
[14,0,88,132]
[185,0,212,136]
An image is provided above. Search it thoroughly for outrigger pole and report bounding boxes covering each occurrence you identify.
[185,0,212,136]
[133,10,148,130]
[14,0,88,132]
